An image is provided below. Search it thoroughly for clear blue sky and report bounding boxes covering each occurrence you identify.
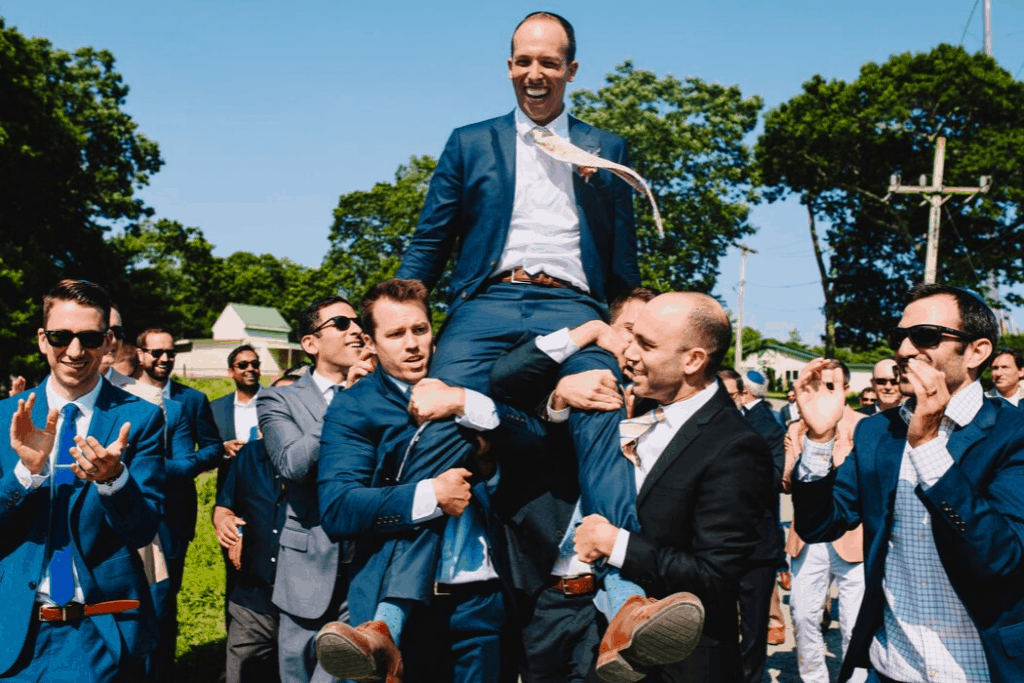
[5,0,1024,344]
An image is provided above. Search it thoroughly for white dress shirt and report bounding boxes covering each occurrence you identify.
[607,381,719,568]
[493,107,588,293]
[14,377,130,605]
[797,381,989,683]
[232,388,262,442]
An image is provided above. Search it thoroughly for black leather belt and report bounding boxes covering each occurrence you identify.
[433,579,502,599]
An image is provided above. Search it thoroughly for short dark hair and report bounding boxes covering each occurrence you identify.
[689,295,732,379]
[298,295,353,338]
[511,11,576,63]
[994,348,1024,370]
[227,344,257,369]
[42,279,111,330]
[717,367,742,390]
[860,387,876,399]
[361,279,430,340]
[137,327,173,349]
[272,374,299,388]
[906,283,999,370]
[824,358,851,386]
[609,286,659,325]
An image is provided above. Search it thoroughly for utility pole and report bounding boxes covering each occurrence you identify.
[734,243,757,368]
[886,137,991,284]
[984,0,992,56]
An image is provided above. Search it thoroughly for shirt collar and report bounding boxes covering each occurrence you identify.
[45,374,104,422]
[899,379,983,429]
[660,381,720,431]
[161,381,171,400]
[746,398,763,410]
[311,370,344,399]
[515,106,570,141]
[234,387,261,408]
[385,373,411,397]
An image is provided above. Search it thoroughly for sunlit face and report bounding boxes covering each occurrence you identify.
[611,298,647,345]
[786,389,795,403]
[366,298,433,384]
[301,302,364,376]
[229,349,261,391]
[721,376,742,408]
[100,307,123,375]
[508,17,578,126]
[139,331,176,384]
[38,300,110,399]
[894,295,990,397]
[624,305,695,405]
[990,352,1021,397]
[871,359,902,407]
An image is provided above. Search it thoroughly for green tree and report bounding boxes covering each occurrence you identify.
[0,18,162,379]
[571,61,763,293]
[757,45,1024,351]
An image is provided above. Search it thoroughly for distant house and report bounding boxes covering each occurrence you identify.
[738,340,873,393]
[172,303,304,378]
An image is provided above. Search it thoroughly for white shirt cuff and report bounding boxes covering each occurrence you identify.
[535,328,580,364]
[454,390,500,431]
[412,479,443,522]
[545,392,571,423]
[95,464,130,495]
[608,528,631,568]
[907,440,954,489]
[795,437,835,482]
[14,460,47,490]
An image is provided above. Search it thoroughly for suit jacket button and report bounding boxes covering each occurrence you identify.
[461,292,468,299]
[28,581,36,589]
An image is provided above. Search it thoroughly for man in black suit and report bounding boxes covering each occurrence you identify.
[573,292,774,683]
[718,368,786,683]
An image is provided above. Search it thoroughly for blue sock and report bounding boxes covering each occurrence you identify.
[602,569,646,617]
[372,600,411,646]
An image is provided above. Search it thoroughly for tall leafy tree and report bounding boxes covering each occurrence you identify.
[571,61,763,293]
[757,44,1024,351]
[0,18,162,379]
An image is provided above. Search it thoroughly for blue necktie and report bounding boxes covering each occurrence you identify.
[48,403,80,606]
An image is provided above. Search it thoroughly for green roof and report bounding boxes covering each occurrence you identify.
[745,340,873,372]
[226,303,291,332]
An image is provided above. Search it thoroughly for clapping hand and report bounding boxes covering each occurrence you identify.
[10,393,58,475]
[794,358,846,443]
[71,422,130,483]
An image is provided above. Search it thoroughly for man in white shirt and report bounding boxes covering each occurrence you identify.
[987,348,1024,406]
[791,284,1024,683]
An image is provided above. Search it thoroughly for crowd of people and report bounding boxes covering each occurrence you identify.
[2,10,1023,683]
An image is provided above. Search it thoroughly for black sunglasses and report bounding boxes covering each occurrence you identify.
[44,329,108,349]
[314,316,359,334]
[234,360,261,371]
[109,325,126,341]
[144,348,176,360]
[872,377,899,386]
[888,324,979,350]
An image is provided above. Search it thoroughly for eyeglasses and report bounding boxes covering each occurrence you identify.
[144,348,176,360]
[314,316,359,334]
[44,329,108,349]
[234,360,261,371]
[887,324,979,350]
[872,377,898,386]
[109,325,126,341]
[861,397,877,405]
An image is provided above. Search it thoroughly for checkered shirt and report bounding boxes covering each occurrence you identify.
[798,381,990,682]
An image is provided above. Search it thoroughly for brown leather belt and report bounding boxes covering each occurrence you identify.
[548,573,597,596]
[489,268,584,294]
[37,600,140,623]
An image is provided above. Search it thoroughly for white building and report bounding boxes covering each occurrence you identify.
[738,340,874,394]
[173,303,304,378]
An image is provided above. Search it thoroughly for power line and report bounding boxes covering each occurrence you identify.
[748,280,820,289]
[960,0,981,46]
[1016,59,1024,80]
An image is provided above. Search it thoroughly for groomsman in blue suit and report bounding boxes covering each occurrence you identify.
[0,279,166,682]
[396,12,698,679]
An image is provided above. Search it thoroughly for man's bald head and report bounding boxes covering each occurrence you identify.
[871,357,902,410]
[652,292,732,379]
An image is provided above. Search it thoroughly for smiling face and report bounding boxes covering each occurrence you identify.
[139,331,176,385]
[871,358,902,408]
[302,301,364,377]
[38,300,110,399]
[508,16,578,127]
[229,349,261,392]
[365,298,433,384]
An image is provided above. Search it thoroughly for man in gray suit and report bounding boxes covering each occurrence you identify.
[257,295,374,683]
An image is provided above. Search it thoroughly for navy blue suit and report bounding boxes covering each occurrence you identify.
[0,378,166,679]
[792,397,1024,683]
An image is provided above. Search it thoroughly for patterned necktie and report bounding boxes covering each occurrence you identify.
[49,403,80,606]
[529,127,664,237]
[619,407,666,466]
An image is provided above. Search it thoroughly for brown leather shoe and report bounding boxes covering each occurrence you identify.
[767,625,786,645]
[778,571,791,591]
[315,620,403,682]
[595,593,705,683]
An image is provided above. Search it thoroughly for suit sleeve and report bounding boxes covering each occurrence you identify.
[164,403,212,480]
[97,403,167,549]
[318,403,420,541]
[258,388,321,482]
[791,425,865,545]
[395,129,464,291]
[190,394,225,473]
[620,433,770,600]
[608,139,641,300]
[489,334,563,410]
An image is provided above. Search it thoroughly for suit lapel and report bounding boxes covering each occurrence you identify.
[87,379,118,448]
[636,387,730,508]
[31,380,51,430]
[494,112,517,246]
[294,373,327,420]
[946,399,994,464]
